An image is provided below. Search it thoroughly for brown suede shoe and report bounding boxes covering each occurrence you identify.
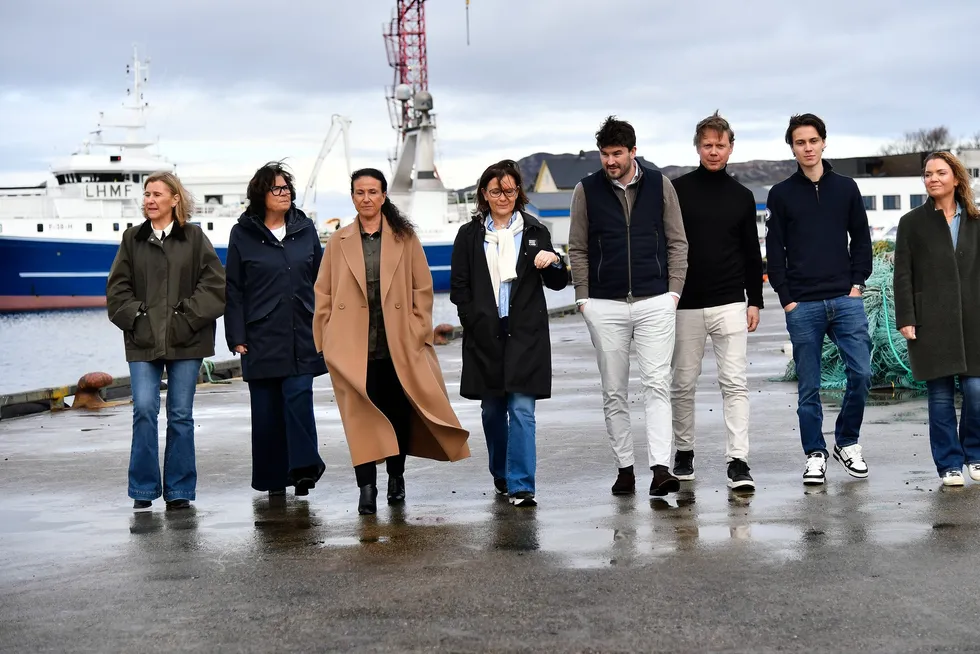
[612,466,636,495]
[649,465,680,497]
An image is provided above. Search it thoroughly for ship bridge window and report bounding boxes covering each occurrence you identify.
[204,195,223,205]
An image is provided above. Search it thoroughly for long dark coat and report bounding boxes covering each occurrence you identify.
[224,208,327,381]
[450,211,568,399]
[894,198,980,381]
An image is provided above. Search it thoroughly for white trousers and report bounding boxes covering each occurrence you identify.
[670,302,750,461]
[582,294,676,469]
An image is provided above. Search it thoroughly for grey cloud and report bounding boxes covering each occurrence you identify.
[2,0,978,160]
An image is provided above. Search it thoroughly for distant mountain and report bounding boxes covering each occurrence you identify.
[514,150,798,188]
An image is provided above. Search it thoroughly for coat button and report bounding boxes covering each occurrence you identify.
[339,303,345,309]
[395,303,401,309]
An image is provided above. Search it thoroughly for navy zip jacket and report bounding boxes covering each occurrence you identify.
[765,160,872,308]
[224,207,327,381]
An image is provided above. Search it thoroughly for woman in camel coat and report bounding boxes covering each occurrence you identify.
[314,168,469,515]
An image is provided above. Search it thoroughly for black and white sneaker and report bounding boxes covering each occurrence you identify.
[493,478,508,496]
[833,444,869,479]
[673,450,695,481]
[727,459,755,491]
[509,491,537,507]
[803,452,827,486]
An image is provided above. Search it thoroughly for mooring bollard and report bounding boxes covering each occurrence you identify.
[432,323,454,345]
[71,372,113,410]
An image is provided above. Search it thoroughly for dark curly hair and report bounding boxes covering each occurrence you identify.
[246,161,295,217]
[350,168,415,239]
[596,115,636,151]
[472,159,528,221]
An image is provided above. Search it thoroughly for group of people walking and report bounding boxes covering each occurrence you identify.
[105,109,980,515]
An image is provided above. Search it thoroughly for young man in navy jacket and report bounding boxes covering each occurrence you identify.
[765,114,873,486]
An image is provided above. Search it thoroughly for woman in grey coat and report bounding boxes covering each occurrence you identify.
[894,151,980,487]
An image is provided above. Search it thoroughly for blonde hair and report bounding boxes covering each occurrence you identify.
[924,151,979,219]
[143,171,195,226]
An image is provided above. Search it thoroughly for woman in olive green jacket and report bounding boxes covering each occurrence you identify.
[106,171,226,511]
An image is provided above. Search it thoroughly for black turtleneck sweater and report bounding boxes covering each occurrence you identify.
[673,165,764,310]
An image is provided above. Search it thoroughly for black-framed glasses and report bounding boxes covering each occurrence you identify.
[270,185,291,196]
[487,188,519,199]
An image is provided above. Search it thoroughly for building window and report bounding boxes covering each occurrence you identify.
[883,195,901,211]
[37,224,44,233]
[113,223,120,232]
[863,196,877,211]
[207,222,214,231]
[86,223,93,232]
[910,194,927,209]
[970,168,979,178]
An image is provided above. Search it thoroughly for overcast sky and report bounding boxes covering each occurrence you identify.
[2,0,977,216]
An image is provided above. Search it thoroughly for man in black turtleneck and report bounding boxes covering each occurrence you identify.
[669,111,764,491]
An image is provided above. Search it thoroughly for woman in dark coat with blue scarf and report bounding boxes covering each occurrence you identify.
[225,162,327,497]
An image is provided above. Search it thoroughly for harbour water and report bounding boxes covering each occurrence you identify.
[0,287,576,394]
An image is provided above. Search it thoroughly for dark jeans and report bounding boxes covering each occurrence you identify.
[247,374,325,491]
[128,358,202,502]
[354,357,412,487]
[926,375,980,475]
[785,296,872,456]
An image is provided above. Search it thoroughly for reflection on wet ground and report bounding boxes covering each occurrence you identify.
[5,295,980,651]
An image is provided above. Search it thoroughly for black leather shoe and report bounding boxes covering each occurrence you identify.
[165,499,191,510]
[387,475,406,504]
[358,484,378,515]
[294,478,315,497]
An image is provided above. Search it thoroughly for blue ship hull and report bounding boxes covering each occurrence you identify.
[0,236,455,311]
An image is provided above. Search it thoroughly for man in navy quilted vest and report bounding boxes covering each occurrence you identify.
[568,116,689,498]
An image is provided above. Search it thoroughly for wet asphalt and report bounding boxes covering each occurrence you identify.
[2,292,979,653]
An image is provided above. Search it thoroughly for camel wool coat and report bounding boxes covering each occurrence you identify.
[313,217,470,467]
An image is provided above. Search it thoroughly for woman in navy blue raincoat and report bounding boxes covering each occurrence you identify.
[225,162,327,497]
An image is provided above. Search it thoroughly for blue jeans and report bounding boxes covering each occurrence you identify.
[128,359,202,502]
[785,296,871,456]
[481,393,537,495]
[926,376,980,475]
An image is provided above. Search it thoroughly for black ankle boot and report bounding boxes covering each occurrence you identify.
[387,475,406,504]
[358,484,378,515]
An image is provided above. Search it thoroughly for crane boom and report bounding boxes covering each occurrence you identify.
[301,114,352,223]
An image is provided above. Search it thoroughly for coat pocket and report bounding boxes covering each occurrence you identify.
[169,310,199,348]
[127,313,155,349]
[913,292,924,326]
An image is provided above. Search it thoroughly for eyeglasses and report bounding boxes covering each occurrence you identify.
[487,188,519,199]
[270,185,291,196]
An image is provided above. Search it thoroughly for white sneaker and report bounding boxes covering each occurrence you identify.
[968,463,980,482]
[942,470,965,487]
[833,443,869,479]
[803,452,827,485]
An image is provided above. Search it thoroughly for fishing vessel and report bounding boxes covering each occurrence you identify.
[0,49,244,311]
